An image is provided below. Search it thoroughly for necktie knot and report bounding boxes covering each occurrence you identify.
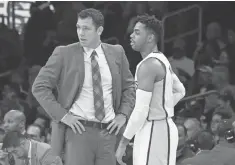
[91,50,97,58]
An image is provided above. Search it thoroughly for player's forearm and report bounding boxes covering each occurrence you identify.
[123,89,152,140]
[119,136,131,147]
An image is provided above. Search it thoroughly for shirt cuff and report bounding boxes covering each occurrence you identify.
[60,113,69,123]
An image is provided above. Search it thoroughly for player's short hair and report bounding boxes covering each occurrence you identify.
[135,14,162,43]
[77,8,104,29]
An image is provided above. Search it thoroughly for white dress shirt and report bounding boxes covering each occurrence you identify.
[69,44,115,123]
[27,140,32,165]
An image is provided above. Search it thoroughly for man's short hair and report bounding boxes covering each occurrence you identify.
[213,110,232,120]
[27,124,45,137]
[135,14,162,43]
[2,131,26,149]
[77,8,104,28]
[195,130,214,150]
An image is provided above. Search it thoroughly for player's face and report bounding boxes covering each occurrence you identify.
[130,22,148,52]
[76,17,103,48]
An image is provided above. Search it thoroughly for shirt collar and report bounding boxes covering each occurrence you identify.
[28,140,32,159]
[83,43,102,59]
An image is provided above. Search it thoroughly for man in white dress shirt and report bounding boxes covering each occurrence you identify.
[32,8,135,165]
[116,14,185,165]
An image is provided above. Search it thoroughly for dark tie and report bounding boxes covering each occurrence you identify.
[91,50,105,121]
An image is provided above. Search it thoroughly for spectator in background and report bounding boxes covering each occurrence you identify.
[226,29,235,84]
[2,131,63,165]
[0,83,31,125]
[176,124,195,165]
[205,119,235,165]
[24,1,56,66]
[187,65,213,97]
[211,66,230,92]
[33,115,49,132]
[202,66,231,118]
[210,111,232,143]
[26,124,45,142]
[184,118,202,141]
[93,2,123,42]
[54,2,85,45]
[180,131,215,165]
[169,38,195,85]
[3,110,26,134]
[194,22,226,68]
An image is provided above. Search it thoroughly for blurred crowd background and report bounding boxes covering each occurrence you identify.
[1,1,235,165]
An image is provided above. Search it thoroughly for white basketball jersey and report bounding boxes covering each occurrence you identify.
[135,52,174,120]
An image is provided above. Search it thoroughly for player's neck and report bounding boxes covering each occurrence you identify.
[140,44,158,59]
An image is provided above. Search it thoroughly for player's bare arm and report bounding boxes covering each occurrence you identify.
[116,57,166,164]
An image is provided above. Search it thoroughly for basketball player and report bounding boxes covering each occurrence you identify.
[116,14,185,165]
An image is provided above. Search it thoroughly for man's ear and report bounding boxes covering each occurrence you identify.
[97,26,103,36]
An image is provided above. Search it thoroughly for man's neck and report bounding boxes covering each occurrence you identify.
[87,40,102,49]
[140,44,158,59]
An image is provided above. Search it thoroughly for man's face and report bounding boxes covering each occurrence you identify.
[130,22,149,52]
[26,126,41,142]
[211,70,229,89]
[198,71,212,85]
[184,119,201,140]
[206,23,220,40]
[7,145,26,160]
[76,17,101,48]
[2,85,17,101]
[210,114,222,134]
[3,114,21,133]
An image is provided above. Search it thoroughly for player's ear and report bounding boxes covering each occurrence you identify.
[148,34,155,43]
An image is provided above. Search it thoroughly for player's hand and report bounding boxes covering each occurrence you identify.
[116,143,127,165]
[61,113,85,134]
[107,114,126,135]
